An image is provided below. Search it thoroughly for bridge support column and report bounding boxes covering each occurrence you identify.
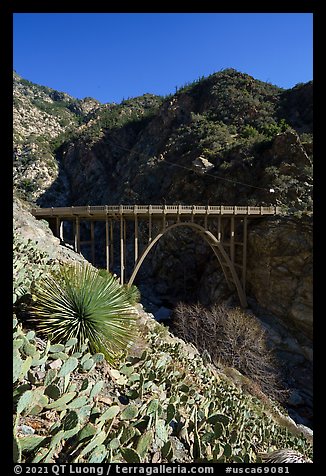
[177,205,181,223]
[134,214,138,264]
[56,217,60,238]
[105,217,109,271]
[217,216,221,241]
[74,217,80,254]
[59,220,64,241]
[242,217,247,289]
[120,215,124,285]
[230,216,235,264]
[191,205,195,223]
[162,206,166,232]
[124,218,127,271]
[110,221,114,269]
[148,206,152,243]
[204,206,209,230]
[91,221,95,265]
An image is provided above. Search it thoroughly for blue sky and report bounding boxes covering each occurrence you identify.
[13,13,313,104]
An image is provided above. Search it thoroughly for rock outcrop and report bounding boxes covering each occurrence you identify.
[246,216,312,338]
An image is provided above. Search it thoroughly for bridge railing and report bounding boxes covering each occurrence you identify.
[31,205,280,217]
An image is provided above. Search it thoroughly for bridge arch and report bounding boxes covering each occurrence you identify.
[127,222,247,307]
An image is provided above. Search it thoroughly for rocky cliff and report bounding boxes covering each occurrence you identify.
[13,68,313,426]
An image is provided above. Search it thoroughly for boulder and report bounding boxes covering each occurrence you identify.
[192,156,214,173]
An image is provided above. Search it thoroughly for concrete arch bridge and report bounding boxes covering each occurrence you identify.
[32,204,280,308]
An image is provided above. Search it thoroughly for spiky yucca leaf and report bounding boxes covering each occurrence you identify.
[98,268,141,305]
[123,284,141,305]
[29,263,138,364]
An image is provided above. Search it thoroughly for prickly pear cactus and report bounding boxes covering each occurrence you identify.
[13,232,55,304]
[13,312,313,464]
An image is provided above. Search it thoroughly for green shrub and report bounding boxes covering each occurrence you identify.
[20,179,37,194]
[259,119,291,138]
[241,125,259,138]
[29,263,138,364]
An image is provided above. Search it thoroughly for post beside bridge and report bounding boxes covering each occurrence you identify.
[31,205,280,308]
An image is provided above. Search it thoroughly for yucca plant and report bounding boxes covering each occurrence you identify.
[123,284,141,305]
[29,263,138,364]
[98,269,141,305]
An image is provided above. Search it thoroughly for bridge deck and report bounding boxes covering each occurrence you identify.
[32,204,280,220]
